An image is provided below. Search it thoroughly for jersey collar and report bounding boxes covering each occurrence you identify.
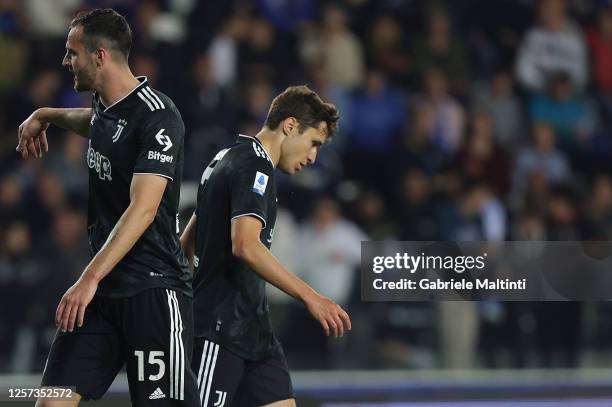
[97,76,149,112]
[237,134,274,167]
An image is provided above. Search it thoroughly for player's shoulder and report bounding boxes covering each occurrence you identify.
[230,138,274,170]
[135,85,183,124]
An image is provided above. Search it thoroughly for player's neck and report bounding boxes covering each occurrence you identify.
[254,128,281,167]
[97,67,141,107]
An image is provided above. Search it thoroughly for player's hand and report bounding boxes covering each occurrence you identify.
[55,274,98,332]
[16,110,49,159]
[304,292,352,338]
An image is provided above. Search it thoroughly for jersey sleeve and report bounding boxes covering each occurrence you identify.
[229,155,273,229]
[133,108,184,181]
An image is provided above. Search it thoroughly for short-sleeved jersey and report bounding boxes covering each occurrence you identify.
[192,134,280,361]
[87,76,191,298]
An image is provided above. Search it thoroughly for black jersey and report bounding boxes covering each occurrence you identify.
[192,134,280,361]
[87,76,191,298]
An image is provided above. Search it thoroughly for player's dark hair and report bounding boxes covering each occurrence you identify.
[70,8,132,61]
[264,85,340,139]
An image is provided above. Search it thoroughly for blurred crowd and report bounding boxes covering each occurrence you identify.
[2,0,612,373]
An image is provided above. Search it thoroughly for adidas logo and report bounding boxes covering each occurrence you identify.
[149,387,166,400]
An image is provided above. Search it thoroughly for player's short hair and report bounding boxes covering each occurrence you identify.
[264,85,339,139]
[70,8,132,61]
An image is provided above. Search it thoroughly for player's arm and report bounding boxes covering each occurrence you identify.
[55,174,168,333]
[231,216,352,338]
[17,107,92,159]
[180,213,197,272]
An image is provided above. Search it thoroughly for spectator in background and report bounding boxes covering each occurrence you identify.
[512,122,571,206]
[0,0,27,97]
[182,53,237,179]
[520,172,554,216]
[0,174,25,227]
[45,209,88,278]
[133,0,186,88]
[367,14,410,86]
[186,53,237,133]
[24,0,78,69]
[534,187,583,367]
[239,18,286,83]
[439,182,506,369]
[0,0,23,36]
[546,187,580,240]
[297,197,366,307]
[25,0,79,39]
[130,53,159,86]
[27,208,88,371]
[513,210,547,241]
[0,221,42,372]
[587,4,612,123]
[207,12,250,88]
[468,25,502,83]
[346,70,405,155]
[473,69,525,150]
[515,0,587,92]
[25,172,66,239]
[255,0,314,32]
[386,103,447,181]
[354,190,396,240]
[412,7,469,96]
[321,4,365,90]
[133,0,159,49]
[6,70,61,132]
[453,111,511,199]
[297,20,322,67]
[240,79,274,126]
[134,0,186,48]
[450,183,507,242]
[529,72,596,154]
[584,174,612,237]
[419,67,466,155]
[36,209,89,318]
[395,169,439,241]
[344,69,405,186]
[44,132,88,201]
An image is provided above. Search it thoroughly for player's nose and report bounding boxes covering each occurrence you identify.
[306,149,317,165]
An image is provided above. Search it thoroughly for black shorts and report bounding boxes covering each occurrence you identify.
[192,338,293,407]
[41,288,200,406]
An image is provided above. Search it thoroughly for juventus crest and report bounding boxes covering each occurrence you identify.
[112,118,128,143]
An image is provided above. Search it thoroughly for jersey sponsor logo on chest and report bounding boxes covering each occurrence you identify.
[87,140,112,181]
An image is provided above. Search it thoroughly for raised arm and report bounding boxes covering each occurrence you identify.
[55,174,168,332]
[17,107,92,158]
[231,215,352,338]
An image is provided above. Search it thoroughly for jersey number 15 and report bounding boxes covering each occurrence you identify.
[134,350,165,381]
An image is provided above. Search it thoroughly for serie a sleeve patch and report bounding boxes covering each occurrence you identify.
[252,171,269,196]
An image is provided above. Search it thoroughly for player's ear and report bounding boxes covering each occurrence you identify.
[282,117,297,136]
[95,48,107,67]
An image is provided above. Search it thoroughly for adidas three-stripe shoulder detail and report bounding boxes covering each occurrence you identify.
[138,86,166,111]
